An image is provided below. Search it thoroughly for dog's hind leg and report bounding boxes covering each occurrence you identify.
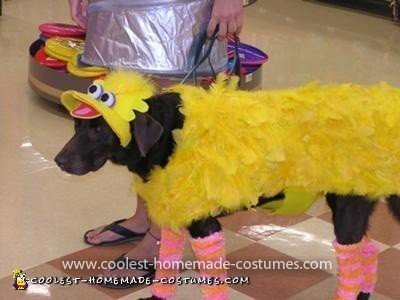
[387,194,400,222]
[327,194,377,300]
[151,227,186,300]
[188,217,228,300]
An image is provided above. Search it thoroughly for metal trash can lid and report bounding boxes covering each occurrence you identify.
[82,0,227,76]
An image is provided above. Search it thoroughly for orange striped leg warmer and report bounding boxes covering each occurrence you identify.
[152,227,186,300]
[360,237,379,294]
[190,231,228,300]
[333,239,364,300]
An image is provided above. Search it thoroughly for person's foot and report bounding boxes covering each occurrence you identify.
[100,229,161,285]
[85,216,149,245]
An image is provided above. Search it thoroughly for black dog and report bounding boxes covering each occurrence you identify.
[55,92,400,300]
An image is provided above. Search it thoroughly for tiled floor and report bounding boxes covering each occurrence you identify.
[1,0,400,299]
[1,202,400,299]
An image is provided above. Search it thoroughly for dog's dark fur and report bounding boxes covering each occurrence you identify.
[55,93,400,300]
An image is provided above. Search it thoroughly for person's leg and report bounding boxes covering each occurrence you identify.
[86,196,150,244]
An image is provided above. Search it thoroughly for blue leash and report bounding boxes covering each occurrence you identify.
[181,27,241,85]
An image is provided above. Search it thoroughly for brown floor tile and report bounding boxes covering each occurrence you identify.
[375,248,400,299]
[289,277,337,300]
[305,196,330,217]
[219,208,311,241]
[48,243,145,298]
[226,243,331,299]
[258,218,337,275]
[289,276,395,300]
[318,211,332,223]
[318,202,400,246]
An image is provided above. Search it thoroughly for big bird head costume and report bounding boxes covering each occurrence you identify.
[62,72,154,147]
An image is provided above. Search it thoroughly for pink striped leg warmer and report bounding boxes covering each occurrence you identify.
[152,227,186,300]
[333,239,364,300]
[190,231,228,300]
[360,237,379,294]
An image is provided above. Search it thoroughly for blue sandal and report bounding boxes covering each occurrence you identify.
[83,219,147,246]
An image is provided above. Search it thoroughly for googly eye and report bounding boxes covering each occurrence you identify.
[100,92,116,107]
[87,83,103,99]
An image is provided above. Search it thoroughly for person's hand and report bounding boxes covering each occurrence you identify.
[207,0,243,40]
[68,0,89,28]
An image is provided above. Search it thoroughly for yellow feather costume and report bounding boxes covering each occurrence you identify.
[60,72,400,232]
[133,76,400,231]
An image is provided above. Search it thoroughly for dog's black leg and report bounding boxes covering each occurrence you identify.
[188,217,222,238]
[327,194,377,300]
[188,217,228,298]
[327,193,376,245]
[387,194,400,222]
[256,193,285,207]
[217,193,285,218]
[357,292,371,300]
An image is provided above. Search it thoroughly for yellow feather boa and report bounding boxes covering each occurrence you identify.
[132,75,400,231]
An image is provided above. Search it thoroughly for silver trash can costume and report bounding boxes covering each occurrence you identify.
[82,0,227,76]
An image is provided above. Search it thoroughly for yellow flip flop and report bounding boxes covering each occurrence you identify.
[45,37,85,62]
[67,52,108,78]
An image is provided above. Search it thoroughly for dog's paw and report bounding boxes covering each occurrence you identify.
[357,292,370,300]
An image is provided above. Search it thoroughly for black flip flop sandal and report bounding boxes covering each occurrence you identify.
[99,253,156,289]
[83,219,147,246]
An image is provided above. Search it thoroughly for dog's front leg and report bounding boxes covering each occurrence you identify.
[188,217,228,300]
[151,227,186,300]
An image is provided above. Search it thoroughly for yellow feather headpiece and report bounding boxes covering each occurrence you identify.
[61,71,155,147]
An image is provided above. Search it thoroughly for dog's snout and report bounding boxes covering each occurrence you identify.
[55,154,68,170]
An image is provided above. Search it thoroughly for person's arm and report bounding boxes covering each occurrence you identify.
[207,0,243,40]
[68,0,89,28]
